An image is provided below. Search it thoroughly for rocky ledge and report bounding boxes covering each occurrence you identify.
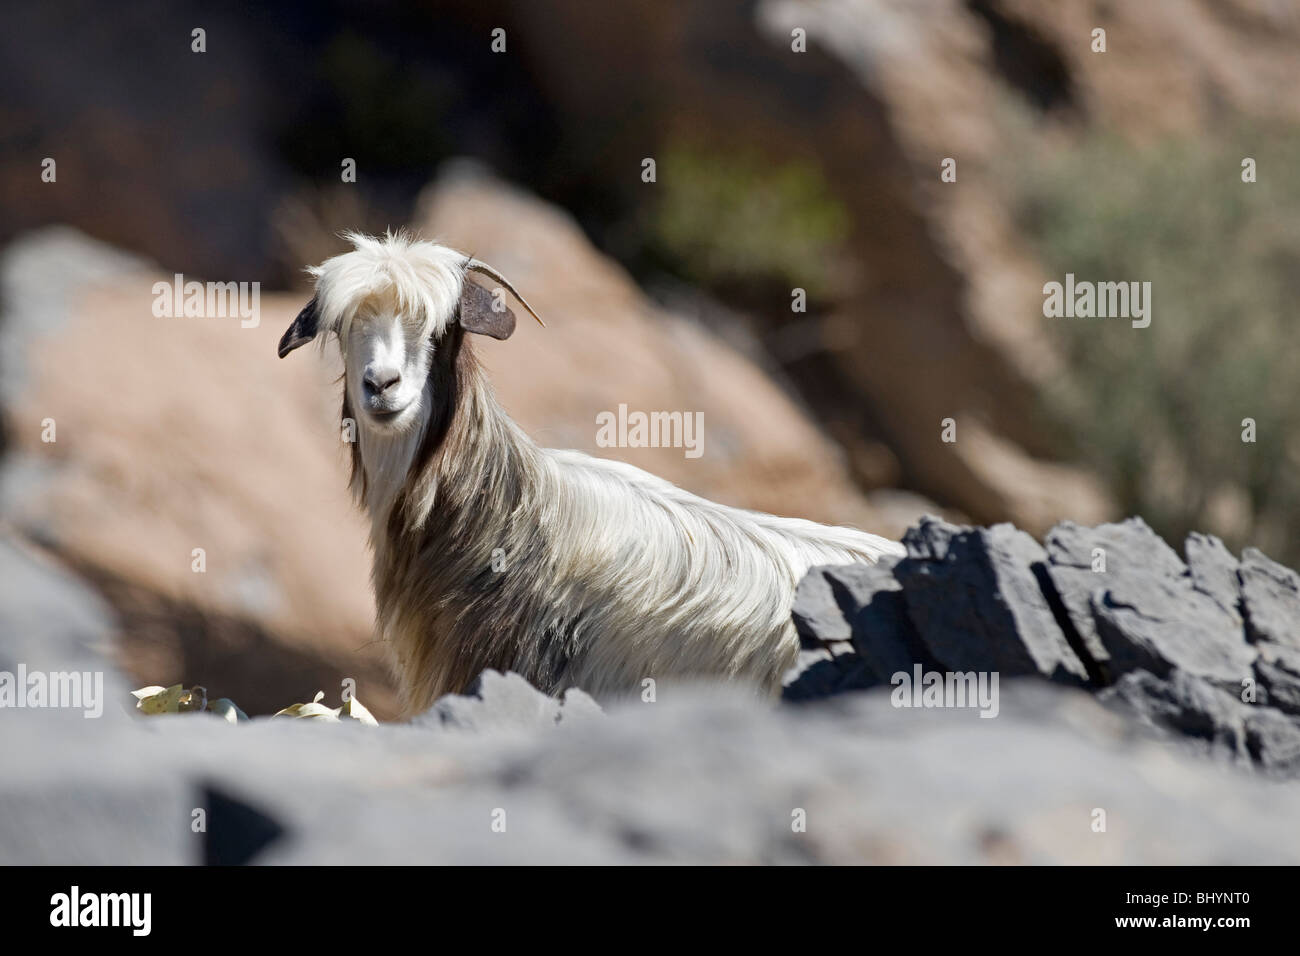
[2,516,1299,864]
[787,516,1300,776]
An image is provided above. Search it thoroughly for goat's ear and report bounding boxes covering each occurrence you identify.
[458,279,516,341]
[278,296,320,358]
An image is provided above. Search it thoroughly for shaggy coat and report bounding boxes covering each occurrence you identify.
[280,233,903,716]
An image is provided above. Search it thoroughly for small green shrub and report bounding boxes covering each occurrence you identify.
[648,141,850,297]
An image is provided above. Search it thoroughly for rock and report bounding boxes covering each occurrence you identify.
[791,558,922,683]
[4,680,1300,864]
[0,775,197,865]
[1091,582,1254,689]
[791,568,855,646]
[0,533,121,684]
[1045,519,1253,688]
[202,785,289,866]
[417,670,603,733]
[0,227,394,716]
[1240,547,1300,650]
[557,687,606,729]
[1100,669,1251,767]
[1098,664,1300,776]
[1044,518,1179,671]
[789,515,1300,779]
[783,647,875,702]
[895,517,1088,683]
[1185,532,1243,623]
[1254,648,1300,716]
[1243,708,1300,776]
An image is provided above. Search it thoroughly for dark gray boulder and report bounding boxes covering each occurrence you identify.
[894,517,1089,684]
[790,557,925,688]
[787,516,1300,778]
[783,647,876,701]
[1045,519,1253,689]
[1091,579,1255,688]
[1099,668,1251,765]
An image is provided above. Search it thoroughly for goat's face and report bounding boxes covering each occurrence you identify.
[342,298,434,434]
[277,233,545,436]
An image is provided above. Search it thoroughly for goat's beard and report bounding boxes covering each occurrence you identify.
[345,381,434,519]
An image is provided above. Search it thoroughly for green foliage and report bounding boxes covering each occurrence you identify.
[1010,127,1300,559]
[649,142,850,296]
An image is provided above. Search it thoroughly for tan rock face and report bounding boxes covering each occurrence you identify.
[2,229,389,715]
[3,174,909,714]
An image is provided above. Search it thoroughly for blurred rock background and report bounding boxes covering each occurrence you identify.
[1,0,1298,716]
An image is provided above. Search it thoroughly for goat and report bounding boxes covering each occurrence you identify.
[279,232,904,716]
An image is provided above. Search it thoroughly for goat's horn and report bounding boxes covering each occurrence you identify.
[464,258,546,327]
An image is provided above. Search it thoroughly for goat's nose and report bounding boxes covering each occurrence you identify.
[363,368,402,397]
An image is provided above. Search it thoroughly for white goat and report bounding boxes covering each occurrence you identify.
[279,232,903,716]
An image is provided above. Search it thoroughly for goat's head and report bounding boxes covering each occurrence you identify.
[277,232,542,435]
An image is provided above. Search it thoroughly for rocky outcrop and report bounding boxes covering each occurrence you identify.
[4,508,1300,864]
[788,515,1300,775]
[5,663,1300,864]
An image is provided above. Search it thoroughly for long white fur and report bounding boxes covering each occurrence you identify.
[302,232,905,714]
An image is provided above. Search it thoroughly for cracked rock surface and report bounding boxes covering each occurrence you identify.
[789,515,1300,777]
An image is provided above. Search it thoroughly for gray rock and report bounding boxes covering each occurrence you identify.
[789,516,1300,779]
[792,566,854,645]
[1240,547,1300,650]
[0,535,120,677]
[556,686,605,728]
[415,669,602,732]
[1099,669,1250,764]
[1243,707,1300,775]
[0,534,129,726]
[1091,577,1255,688]
[790,558,923,689]
[5,682,1300,865]
[1185,532,1243,623]
[1045,518,1187,674]
[1044,519,1252,688]
[1099,666,1300,777]
[783,647,875,701]
[895,517,1088,683]
[7,512,1300,865]
[1254,646,1300,716]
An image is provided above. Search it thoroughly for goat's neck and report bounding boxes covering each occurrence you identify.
[356,407,431,536]
[356,338,540,552]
